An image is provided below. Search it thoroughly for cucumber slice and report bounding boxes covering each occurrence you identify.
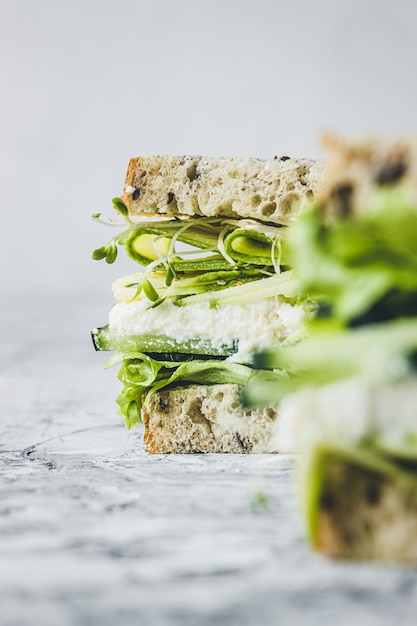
[91,325,238,356]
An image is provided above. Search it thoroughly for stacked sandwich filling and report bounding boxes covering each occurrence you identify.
[92,194,312,429]
[108,298,305,363]
[244,137,417,557]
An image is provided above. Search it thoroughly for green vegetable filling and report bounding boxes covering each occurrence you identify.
[91,198,303,429]
[284,192,417,324]
[91,325,238,357]
[92,198,290,307]
[109,352,284,428]
[245,188,417,408]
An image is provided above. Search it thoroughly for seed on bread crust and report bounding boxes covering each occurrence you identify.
[374,159,408,186]
[330,183,353,217]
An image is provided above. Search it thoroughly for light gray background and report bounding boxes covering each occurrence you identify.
[1,0,417,301]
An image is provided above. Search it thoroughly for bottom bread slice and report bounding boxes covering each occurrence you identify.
[314,459,417,563]
[142,383,279,454]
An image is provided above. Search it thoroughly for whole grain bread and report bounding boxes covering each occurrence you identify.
[143,383,280,454]
[319,132,417,217]
[281,378,417,562]
[123,155,323,225]
[314,458,417,563]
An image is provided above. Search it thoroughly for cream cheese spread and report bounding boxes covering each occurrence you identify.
[276,377,417,453]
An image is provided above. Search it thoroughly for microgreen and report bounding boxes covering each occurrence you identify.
[92,198,294,306]
[92,246,107,260]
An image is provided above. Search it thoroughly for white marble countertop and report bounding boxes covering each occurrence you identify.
[2,295,417,626]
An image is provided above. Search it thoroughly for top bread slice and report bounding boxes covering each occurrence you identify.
[122,155,323,225]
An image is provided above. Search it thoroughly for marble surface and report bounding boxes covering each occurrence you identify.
[2,296,417,626]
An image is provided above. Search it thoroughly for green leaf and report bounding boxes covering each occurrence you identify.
[251,488,270,510]
[286,199,417,324]
[165,263,176,286]
[125,400,141,428]
[92,246,107,260]
[247,318,417,407]
[146,296,168,309]
[142,277,159,302]
[112,197,129,216]
[112,353,259,427]
[105,244,118,264]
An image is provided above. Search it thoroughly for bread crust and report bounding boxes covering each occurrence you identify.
[122,155,323,225]
[142,383,280,454]
[314,459,417,563]
[319,133,417,217]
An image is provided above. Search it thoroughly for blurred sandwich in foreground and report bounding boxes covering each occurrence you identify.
[245,134,417,561]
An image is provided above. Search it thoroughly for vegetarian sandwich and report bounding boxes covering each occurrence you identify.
[92,154,322,453]
[245,134,417,561]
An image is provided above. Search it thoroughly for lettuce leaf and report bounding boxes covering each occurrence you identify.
[244,318,417,407]
[285,197,417,324]
[108,351,277,428]
[245,192,417,407]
